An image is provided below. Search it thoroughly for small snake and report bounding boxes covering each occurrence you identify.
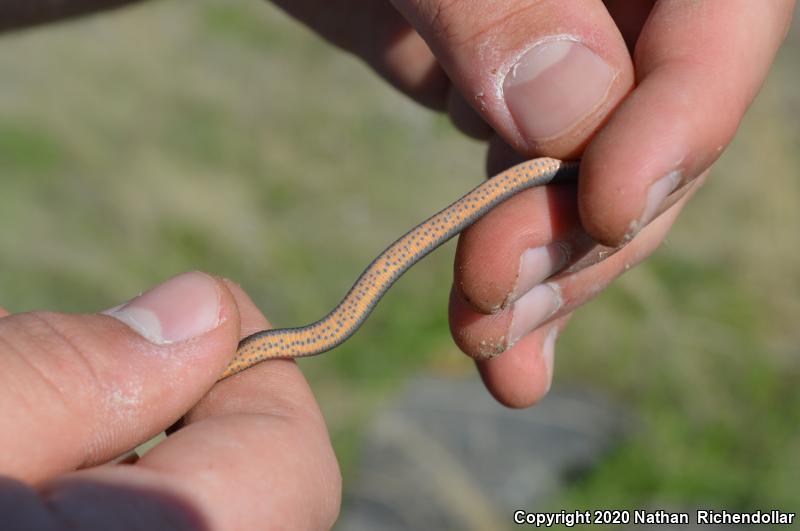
[220,157,578,380]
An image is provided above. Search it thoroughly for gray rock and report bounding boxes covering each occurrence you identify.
[337,376,632,531]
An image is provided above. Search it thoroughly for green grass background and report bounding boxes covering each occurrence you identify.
[0,0,797,522]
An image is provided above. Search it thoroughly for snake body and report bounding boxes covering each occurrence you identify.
[220,157,577,380]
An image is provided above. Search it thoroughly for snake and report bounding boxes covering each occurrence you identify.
[219,157,578,380]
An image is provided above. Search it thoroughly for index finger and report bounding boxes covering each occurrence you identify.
[579,0,794,245]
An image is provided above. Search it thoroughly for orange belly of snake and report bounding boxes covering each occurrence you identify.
[220,157,577,380]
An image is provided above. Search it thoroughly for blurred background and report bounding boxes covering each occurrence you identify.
[0,1,797,528]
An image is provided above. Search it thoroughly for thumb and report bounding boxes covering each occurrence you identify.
[391,0,634,158]
[0,271,240,483]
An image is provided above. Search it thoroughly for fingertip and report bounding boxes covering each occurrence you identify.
[475,328,554,409]
[104,271,239,349]
[476,316,569,409]
[580,0,789,245]
[190,281,324,430]
[212,276,244,350]
[577,67,704,245]
[218,278,272,337]
[449,284,512,360]
[453,179,580,314]
[501,35,631,158]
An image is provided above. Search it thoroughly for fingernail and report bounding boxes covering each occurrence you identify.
[105,272,222,344]
[631,170,682,235]
[542,326,558,393]
[509,283,561,345]
[510,242,570,302]
[503,38,614,141]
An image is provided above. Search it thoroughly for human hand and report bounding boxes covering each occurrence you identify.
[0,272,340,530]
[269,0,793,405]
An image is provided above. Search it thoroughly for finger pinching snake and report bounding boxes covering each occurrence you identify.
[219,157,578,380]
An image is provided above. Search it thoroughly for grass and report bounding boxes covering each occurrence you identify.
[0,0,797,525]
